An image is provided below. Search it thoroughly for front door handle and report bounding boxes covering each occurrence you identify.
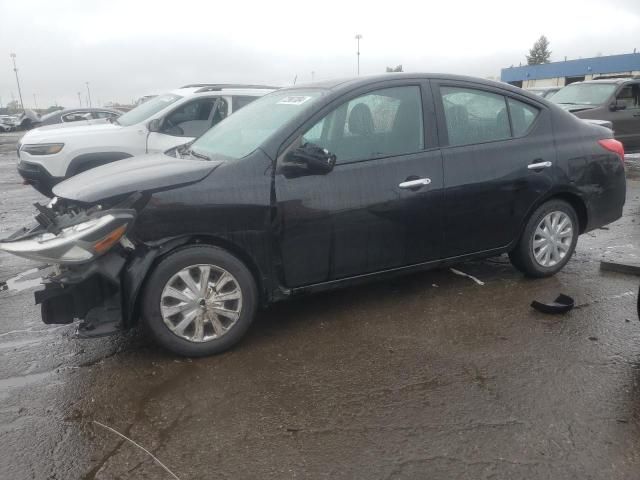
[528,161,552,170]
[399,178,431,189]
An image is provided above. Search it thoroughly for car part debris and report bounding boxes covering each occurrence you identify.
[600,260,640,276]
[449,268,485,286]
[531,294,575,314]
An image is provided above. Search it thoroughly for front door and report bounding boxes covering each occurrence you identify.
[612,82,640,150]
[433,82,556,258]
[275,83,444,287]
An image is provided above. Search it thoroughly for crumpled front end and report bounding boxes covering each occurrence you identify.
[0,194,144,336]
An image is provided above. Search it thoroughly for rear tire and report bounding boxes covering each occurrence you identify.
[509,200,579,278]
[142,245,258,357]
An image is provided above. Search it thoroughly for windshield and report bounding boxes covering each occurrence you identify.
[190,89,325,160]
[116,93,182,126]
[551,83,617,105]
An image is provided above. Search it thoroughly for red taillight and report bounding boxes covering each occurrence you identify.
[598,138,625,163]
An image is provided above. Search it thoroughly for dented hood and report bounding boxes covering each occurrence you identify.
[53,153,221,203]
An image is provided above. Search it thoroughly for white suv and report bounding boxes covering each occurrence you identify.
[17,84,275,196]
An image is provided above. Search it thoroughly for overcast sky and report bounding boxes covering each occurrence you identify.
[1,0,639,108]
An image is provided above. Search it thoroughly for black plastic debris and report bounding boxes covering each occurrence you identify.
[531,294,575,314]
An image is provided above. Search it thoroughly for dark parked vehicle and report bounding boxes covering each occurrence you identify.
[36,107,122,127]
[0,73,627,356]
[551,78,640,150]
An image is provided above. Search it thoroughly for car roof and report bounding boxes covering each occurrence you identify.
[285,73,539,99]
[576,78,639,85]
[168,84,278,97]
[58,107,122,113]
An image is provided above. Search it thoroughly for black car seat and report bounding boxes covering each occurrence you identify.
[337,103,376,161]
[446,104,470,145]
[389,99,422,154]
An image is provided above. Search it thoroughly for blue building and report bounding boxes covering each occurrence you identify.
[501,52,640,88]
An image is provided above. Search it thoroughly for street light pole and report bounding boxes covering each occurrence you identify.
[33,94,38,110]
[85,82,92,108]
[9,53,25,112]
[355,34,363,75]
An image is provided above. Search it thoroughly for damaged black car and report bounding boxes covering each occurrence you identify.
[0,74,627,356]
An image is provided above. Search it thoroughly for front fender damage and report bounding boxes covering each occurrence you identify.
[34,237,191,337]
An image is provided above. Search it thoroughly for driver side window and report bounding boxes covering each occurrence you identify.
[163,98,226,137]
[301,86,424,164]
[616,85,640,110]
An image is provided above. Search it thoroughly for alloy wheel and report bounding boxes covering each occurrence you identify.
[532,211,574,267]
[160,264,243,343]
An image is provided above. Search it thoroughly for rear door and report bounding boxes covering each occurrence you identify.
[275,81,444,287]
[432,81,555,258]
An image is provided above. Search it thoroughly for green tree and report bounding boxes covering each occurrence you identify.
[385,64,403,72]
[527,35,551,65]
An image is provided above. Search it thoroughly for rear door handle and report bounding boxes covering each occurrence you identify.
[528,161,552,170]
[399,178,431,189]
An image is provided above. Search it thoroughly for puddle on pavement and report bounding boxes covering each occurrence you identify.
[0,265,55,293]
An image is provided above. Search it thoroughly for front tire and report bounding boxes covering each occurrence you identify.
[509,199,579,278]
[142,245,258,357]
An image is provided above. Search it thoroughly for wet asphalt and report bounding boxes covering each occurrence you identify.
[0,132,639,479]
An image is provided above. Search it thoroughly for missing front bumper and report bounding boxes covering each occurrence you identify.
[35,252,126,337]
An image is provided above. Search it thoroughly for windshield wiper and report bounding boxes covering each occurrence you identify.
[188,149,211,161]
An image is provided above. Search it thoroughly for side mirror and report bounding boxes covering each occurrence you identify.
[282,143,336,177]
[609,101,626,111]
[148,118,162,132]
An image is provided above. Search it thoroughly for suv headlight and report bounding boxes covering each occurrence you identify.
[21,143,65,155]
[0,212,134,264]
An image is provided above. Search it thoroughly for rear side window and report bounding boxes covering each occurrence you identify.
[508,98,539,136]
[441,87,510,146]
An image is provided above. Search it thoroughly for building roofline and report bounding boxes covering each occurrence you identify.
[501,52,640,83]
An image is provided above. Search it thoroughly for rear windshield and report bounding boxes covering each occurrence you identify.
[551,83,617,106]
[116,94,182,126]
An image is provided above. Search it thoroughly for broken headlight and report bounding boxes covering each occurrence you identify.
[0,212,133,264]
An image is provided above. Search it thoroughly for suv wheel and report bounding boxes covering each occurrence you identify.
[509,199,579,278]
[142,245,257,356]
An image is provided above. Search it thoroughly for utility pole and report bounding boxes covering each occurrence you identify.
[355,34,363,75]
[85,82,92,108]
[33,94,38,110]
[9,53,25,112]
[77,92,82,107]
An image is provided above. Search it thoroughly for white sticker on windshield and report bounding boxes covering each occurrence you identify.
[277,96,312,105]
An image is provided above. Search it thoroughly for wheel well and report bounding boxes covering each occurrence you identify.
[154,235,266,300]
[129,235,269,327]
[549,192,588,233]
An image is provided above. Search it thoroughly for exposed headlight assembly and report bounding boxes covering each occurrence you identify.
[0,212,134,264]
[21,143,65,155]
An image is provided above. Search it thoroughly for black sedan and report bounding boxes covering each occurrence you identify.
[0,73,627,356]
